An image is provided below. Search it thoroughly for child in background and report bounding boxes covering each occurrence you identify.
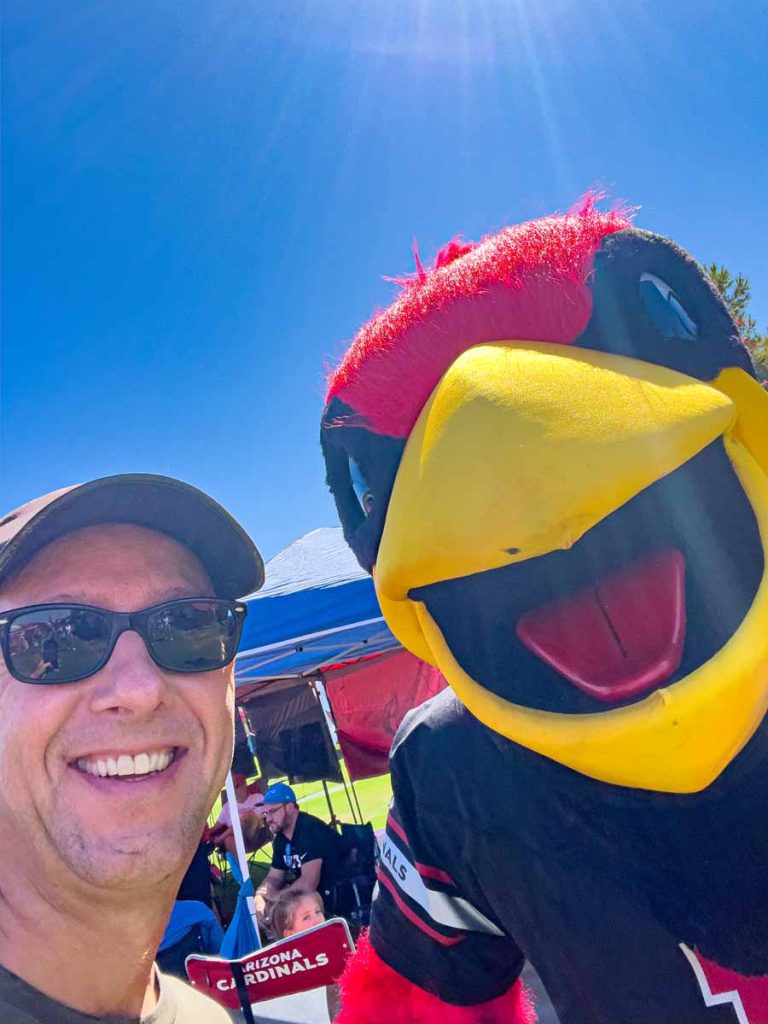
[270,890,341,1021]
[271,889,326,938]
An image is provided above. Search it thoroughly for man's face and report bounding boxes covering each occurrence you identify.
[263,802,293,836]
[0,523,235,890]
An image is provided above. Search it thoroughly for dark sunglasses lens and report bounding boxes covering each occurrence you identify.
[7,607,111,683]
[145,601,239,671]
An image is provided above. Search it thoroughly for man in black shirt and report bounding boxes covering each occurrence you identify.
[256,783,345,917]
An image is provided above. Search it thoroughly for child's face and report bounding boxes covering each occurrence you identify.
[286,896,326,936]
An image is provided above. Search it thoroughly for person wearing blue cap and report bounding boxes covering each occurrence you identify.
[255,782,345,924]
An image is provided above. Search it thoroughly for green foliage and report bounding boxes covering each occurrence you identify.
[706,263,767,379]
[749,337,768,381]
[706,264,760,341]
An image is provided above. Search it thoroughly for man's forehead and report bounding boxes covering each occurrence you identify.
[0,523,212,606]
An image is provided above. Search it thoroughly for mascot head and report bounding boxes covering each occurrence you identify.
[321,198,768,794]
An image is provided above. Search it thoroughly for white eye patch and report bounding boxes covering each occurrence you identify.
[348,457,375,517]
[640,272,698,341]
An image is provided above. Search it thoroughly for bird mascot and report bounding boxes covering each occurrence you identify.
[319,198,768,1024]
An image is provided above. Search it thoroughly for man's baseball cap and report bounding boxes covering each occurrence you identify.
[262,782,297,805]
[0,474,264,599]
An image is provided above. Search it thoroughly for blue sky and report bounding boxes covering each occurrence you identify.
[3,0,767,560]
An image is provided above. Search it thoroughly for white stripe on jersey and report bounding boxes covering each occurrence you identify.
[380,831,504,937]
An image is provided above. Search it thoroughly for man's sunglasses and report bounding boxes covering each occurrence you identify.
[0,598,247,685]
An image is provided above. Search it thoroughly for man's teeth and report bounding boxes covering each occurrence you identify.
[75,750,175,778]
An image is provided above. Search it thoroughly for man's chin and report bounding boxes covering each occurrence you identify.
[56,819,202,891]
[53,754,220,887]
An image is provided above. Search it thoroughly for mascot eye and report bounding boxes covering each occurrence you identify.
[348,457,375,517]
[639,273,698,341]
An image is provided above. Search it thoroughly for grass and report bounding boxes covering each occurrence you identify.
[292,770,392,832]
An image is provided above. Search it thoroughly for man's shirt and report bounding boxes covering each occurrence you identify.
[0,965,232,1024]
[271,811,344,897]
[215,792,264,829]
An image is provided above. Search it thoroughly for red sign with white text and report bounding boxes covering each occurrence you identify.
[185,918,354,1010]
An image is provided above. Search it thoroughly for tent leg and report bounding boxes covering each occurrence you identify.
[339,767,361,824]
[349,775,364,824]
[225,772,261,948]
[322,779,336,825]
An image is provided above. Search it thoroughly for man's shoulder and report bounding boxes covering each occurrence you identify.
[297,812,341,848]
[161,974,233,1022]
[0,966,231,1024]
[299,810,336,834]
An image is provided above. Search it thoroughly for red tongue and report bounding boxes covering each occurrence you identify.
[516,549,686,703]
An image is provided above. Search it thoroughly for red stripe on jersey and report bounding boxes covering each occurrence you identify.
[414,862,456,887]
[386,812,409,846]
[377,868,464,948]
[387,813,457,886]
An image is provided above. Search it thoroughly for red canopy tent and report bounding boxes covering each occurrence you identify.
[325,649,445,780]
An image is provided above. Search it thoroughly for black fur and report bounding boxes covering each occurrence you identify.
[578,229,754,379]
[320,397,404,572]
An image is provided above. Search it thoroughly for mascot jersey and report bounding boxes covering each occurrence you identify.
[320,200,768,1024]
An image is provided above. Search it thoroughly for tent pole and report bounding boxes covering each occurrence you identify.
[224,772,261,948]
[338,760,361,824]
[348,775,364,824]
[313,675,365,824]
[314,677,361,825]
[321,779,336,825]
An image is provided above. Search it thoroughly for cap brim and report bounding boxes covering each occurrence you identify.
[0,474,264,599]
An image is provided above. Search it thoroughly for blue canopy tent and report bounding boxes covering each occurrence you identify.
[233,529,443,782]
[228,528,401,847]
[219,529,441,948]
[235,527,400,686]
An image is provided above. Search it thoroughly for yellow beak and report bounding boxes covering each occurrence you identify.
[374,342,768,792]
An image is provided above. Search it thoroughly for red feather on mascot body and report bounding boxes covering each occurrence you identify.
[337,932,536,1024]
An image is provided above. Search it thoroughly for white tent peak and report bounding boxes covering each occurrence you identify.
[244,526,368,601]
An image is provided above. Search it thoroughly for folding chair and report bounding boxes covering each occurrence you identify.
[157,924,208,979]
[329,822,378,932]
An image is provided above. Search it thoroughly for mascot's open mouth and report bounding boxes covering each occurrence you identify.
[516,547,685,703]
[411,440,764,715]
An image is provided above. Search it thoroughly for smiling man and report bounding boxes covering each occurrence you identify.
[0,474,263,1023]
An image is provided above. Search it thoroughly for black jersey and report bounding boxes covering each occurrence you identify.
[271,811,344,898]
[370,689,768,1024]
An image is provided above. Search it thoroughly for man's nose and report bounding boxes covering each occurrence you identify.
[89,630,169,716]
